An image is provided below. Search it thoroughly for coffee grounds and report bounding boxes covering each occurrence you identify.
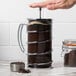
[68,50,76,67]
[64,53,69,66]
[18,69,31,73]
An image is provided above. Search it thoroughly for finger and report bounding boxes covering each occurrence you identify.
[46,4,57,10]
[29,0,64,8]
[29,2,48,8]
[46,1,68,10]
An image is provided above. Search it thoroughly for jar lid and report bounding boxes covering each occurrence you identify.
[63,40,76,46]
[62,40,76,50]
[62,40,76,55]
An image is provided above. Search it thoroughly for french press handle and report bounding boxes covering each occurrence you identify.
[18,24,28,53]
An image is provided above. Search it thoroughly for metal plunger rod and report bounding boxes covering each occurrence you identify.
[39,7,42,19]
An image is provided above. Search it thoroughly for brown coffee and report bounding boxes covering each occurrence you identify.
[28,41,51,53]
[68,50,76,67]
[28,52,52,68]
[64,53,69,66]
[28,19,52,68]
[28,43,38,53]
[28,53,51,63]
[64,50,76,67]
[28,19,51,31]
[19,69,31,73]
[28,24,45,31]
[28,32,45,42]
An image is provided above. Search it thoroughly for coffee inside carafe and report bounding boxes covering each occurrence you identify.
[27,19,52,68]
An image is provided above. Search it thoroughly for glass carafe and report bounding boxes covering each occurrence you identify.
[18,19,52,68]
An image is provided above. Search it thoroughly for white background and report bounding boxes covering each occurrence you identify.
[0,0,76,63]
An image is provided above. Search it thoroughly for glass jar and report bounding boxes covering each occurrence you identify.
[62,40,76,67]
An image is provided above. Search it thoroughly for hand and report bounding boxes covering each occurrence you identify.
[29,0,76,10]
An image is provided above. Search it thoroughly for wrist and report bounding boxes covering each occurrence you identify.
[74,0,76,3]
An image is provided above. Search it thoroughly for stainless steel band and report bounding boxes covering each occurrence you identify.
[28,40,50,44]
[28,51,51,55]
[28,30,50,33]
[28,21,48,26]
[28,61,52,66]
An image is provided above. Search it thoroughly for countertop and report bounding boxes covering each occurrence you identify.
[0,61,76,76]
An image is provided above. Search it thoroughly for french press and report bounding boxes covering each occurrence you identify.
[18,8,52,68]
